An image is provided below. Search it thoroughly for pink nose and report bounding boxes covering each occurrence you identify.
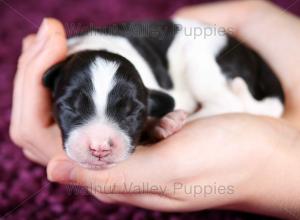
[89,139,113,158]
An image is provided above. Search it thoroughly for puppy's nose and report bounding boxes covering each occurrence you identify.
[89,139,113,158]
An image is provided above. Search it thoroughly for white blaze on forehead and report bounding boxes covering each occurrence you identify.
[68,33,160,90]
[90,58,119,117]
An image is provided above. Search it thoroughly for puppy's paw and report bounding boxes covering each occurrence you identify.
[153,110,188,140]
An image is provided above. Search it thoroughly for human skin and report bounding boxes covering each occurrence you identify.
[9,0,300,218]
[10,18,66,165]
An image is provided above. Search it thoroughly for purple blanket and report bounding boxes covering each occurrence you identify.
[1,0,299,219]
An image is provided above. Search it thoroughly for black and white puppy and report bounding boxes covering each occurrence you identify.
[43,18,284,169]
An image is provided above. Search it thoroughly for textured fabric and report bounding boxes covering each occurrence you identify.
[1,0,299,219]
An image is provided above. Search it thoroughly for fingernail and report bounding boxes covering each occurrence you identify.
[47,160,75,182]
[37,18,49,41]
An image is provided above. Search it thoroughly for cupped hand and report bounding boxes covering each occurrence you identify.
[47,114,300,217]
[10,18,68,165]
[10,1,300,218]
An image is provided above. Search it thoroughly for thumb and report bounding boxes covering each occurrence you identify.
[47,149,164,194]
[47,154,78,184]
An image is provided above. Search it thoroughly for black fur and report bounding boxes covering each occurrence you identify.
[147,90,175,117]
[216,37,284,102]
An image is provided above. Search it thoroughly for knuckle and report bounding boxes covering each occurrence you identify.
[103,171,126,193]
[22,149,39,163]
[9,125,23,145]
[22,34,35,45]
[17,54,32,73]
[243,0,269,11]
[18,127,32,142]
[9,127,20,145]
[10,126,34,147]
[103,171,118,186]
[74,168,89,185]
[17,54,27,68]
[175,5,193,15]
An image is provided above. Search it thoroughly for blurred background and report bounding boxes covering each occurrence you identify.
[1,0,299,219]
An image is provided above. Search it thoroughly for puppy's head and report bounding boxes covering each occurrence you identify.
[43,50,174,169]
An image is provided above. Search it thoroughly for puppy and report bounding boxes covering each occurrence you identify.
[43,18,284,169]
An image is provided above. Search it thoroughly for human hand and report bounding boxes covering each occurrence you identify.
[46,1,300,218]
[47,114,300,218]
[9,18,67,165]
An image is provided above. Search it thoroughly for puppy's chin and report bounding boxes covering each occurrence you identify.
[65,149,130,170]
[65,144,131,170]
[64,120,133,169]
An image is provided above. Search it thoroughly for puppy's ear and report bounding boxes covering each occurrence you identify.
[43,60,65,90]
[147,89,175,117]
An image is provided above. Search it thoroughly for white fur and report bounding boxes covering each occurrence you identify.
[65,119,131,169]
[91,58,118,118]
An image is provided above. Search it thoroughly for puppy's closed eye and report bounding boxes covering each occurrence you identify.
[115,99,144,116]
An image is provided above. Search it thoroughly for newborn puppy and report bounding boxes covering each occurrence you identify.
[44,50,178,168]
[43,18,284,169]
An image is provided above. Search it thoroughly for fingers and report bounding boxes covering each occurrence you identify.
[47,152,188,211]
[174,0,257,36]
[23,149,47,165]
[10,18,67,148]
[22,18,67,127]
[22,34,36,52]
[174,1,274,35]
[94,193,184,211]
[47,149,166,194]
[32,18,67,73]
